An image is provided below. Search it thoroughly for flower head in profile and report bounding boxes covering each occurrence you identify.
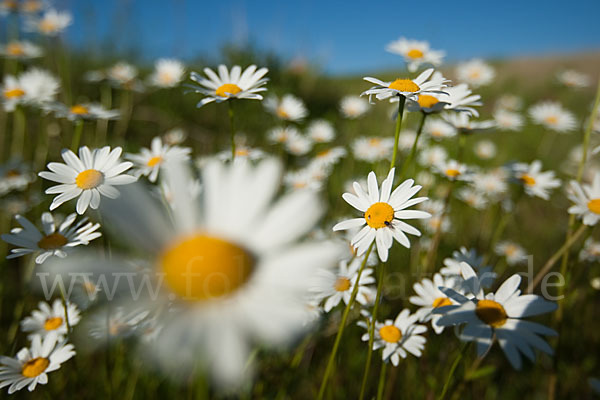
[568,173,600,226]
[0,333,75,394]
[45,102,119,121]
[333,168,430,262]
[410,273,458,334]
[385,37,445,72]
[512,160,560,200]
[21,299,80,340]
[149,58,185,88]
[1,212,101,264]
[529,101,576,133]
[456,59,495,87]
[39,146,137,214]
[0,40,42,59]
[264,94,307,122]
[188,64,268,108]
[126,137,191,183]
[361,68,447,103]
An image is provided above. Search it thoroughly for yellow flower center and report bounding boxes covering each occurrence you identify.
[44,317,63,331]
[276,107,289,119]
[147,156,163,167]
[587,199,600,214]
[334,277,351,292]
[407,48,424,59]
[505,245,517,256]
[545,115,558,125]
[75,169,104,190]
[432,297,452,308]
[158,71,173,84]
[39,20,58,34]
[475,299,508,327]
[388,79,420,93]
[368,138,381,146]
[317,149,331,158]
[445,169,461,178]
[431,130,442,137]
[37,232,68,250]
[379,325,402,343]
[235,149,249,156]
[5,169,20,177]
[215,83,242,98]
[70,105,89,115]
[21,357,50,378]
[22,0,43,12]
[520,174,536,186]
[159,234,254,301]
[6,43,24,56]
[4,88,25,98]
[364,202,394,229]
[417,94,439,108]
[469,70,481,79]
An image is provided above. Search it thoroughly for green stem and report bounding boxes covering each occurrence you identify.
[390,96,406,169]
[317,243,375,400]
[10,106,26,159]
[228,100,236,160]
[71,119,84,151]
[437,343,467,400]
[399,112,427,179]
[359,262,386,400]
[376,361,388,400]
[59,287,71,334]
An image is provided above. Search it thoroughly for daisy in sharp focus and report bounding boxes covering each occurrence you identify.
[361,68,447,103]
[0,40,42,60]
[361,309,427,366]
[568,172,600,226]
[1,212,101,264]
[43,158,343,387]
[410,273,458,334]
[441,247,496,290]
[340,95,369,119]
[38,146,137,214]
[126,137,192,183]
[436,263,557,369]
[0,160,35,195]
[0,333,75,394]
[1,68,60,112]
[188,64,268,108]
[456,59,495,87]
[333,168,430,262]
[385,37,445,72]
[149,58,185,88]
[529,101,577,133]
[264,94,308,122]
[21,299,80,340]
[512,160,560,200]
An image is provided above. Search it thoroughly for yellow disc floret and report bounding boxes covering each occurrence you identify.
[44,317,63,331]
[147,156,163,167]
[22,357,50,378]
[75,169,104,190]
[37,233,68,250]
[364,202,394,229]
[4,88,25,98]
[334,277,351,292]
[70,105,89,115]
[475,299,508,327]
[587,199,600,214]
[379,325,402,343]
[215,83,242,98]
[417,94,439,108]
[432,297,452,308]
[520,174,536,186]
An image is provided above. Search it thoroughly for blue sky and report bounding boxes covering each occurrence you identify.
[63,0,600,74]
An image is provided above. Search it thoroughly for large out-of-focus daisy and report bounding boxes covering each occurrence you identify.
[264,94,307,122]
[126,137,191,183]
[27,8,72,35]
[436,264,557,369]
[529,101,576,133]
[44,158,343,387]
[21,299,81,340]
[39,146,137,214]
[512,160,560,200]
[556,69,590,88]
[456,59,495,87]
[410,273,458,334]
[361,309,427,366]
[188,64,268,108]
[568,173,600,226]
[333,168,430,262]
[149,58,185,88]
[418,145,448,167]
[340,95,369,119]
[0,333,75,394]
[385,37,445,72]
[362,68,447,103]
[0,40,42,59]
[2,212,101,264]
[474,140,497,160]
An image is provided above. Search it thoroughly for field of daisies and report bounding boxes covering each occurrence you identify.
[1,3,600,400]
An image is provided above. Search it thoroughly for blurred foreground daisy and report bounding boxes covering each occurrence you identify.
[2,212,101,264]
[188,64,268,108]
[0,333,75,394]
[21,299,80,339]
[529,101,576,132]
[1,68,60,112]
[39,146,137,214]
[385,37,445,73]
[362,68,447,103]
[45,158,343,387]
[333,168,430,261]
[126,137,191,183]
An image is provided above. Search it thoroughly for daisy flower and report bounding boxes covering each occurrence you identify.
[27,8,72,35]
[285,130,313,156]
[162,128,187,146]
[2,212,101,264]
[43,158,343,387]
[529,101,576,133]
[0,40,42,59]
[434,159,472,181]
[456,59,495,87]
[0,160,35,195]
[310,146,347,170]
[580,238,600,262]
[470,168,508,200]
[311,258,376,312]
[385,37,445,72]
[307,119,335,143]
[352,136,394,163]
[457,187,488,210]
[126,137,192,183]
[512,160,560,200]
[333,168,430,261]
[45,102,119,121]
[107,61,139,89]
[495,94,523,111]
[420,199,451,234]
[362,309,427,366]
[38,146,137,214]
[406,80,482,117]
[88,307,150,342]
[149,58,185,88]
[0,333,75,394]
[1,69,59,112]
[441,248,496,290]
[21,299,80,340]
[188,64,268,108]
[557,69,590,88]
[361,68,447,103]
[340,95,369,119]
[494,109,524,131]
[474,140,497,160]
[495,241,528,265]
[436,265,557,369]
[424,118,457,140]
[568,173,600,225]
[418,145,447,167]
[442,112,495,134]
[410,273,458,334]
[264,94,308,121]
